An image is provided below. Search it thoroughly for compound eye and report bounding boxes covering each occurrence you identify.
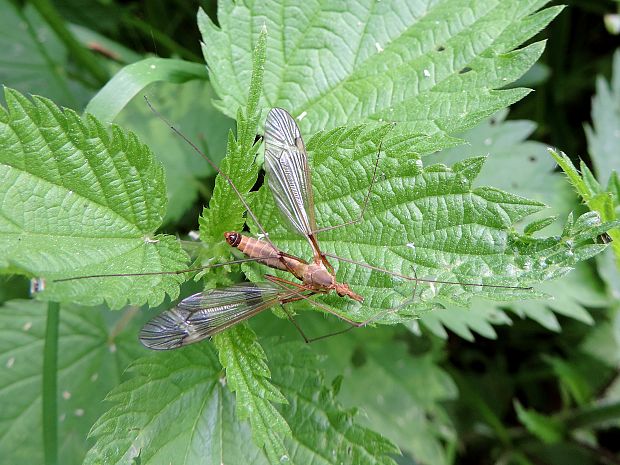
[224,232,239,245]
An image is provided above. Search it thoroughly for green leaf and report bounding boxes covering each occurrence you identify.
[115,80,234,225]
[198,26,267,245]
[427,109,575,232]
[85,58,208,123]
[0,0,90,109]
[85,341,399,465]
[585,49,620,186]
[0,300,145,465]
[247,125,610,324]
[268,342,400,465]
[550,149,620,280]
[336,340,457,464]
[84,346,240,465]
[584,49,620,295]
[420,260,607,339]
[200,0,561,140]
[416,299,512,341]
[415,112,610,337]
[214,326,290,462]
[514,401,564,444]
[544,356,592,406]
[0,88,189,309]
[524,217,557,235]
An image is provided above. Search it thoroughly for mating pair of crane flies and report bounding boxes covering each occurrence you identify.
[57,107,532,349]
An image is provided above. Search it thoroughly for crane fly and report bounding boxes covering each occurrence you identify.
[136,108,532,349]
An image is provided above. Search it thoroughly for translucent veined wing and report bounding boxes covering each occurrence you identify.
[139,282,288,350]
[264,108,317,239]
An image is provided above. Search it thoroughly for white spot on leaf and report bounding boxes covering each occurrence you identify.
[375,42,384,53]
[423,69,430,77]
[6,357,15,368]
[297,111,307,121]
[30,278,46,294]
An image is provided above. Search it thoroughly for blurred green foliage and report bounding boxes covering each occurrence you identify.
[0,1,619,465]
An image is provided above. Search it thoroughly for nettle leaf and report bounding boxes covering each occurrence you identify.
[421,262,607,339]
[85,341,398,465]
[514,401,564,444]
[427,109,575,232]
[0,88,189,309]
[268,342,399,465]
[246,125,610,324]
[585,49,620,186]
[551,150,620,278]
[200,0,562,138]
[336,340,457,465]
[421,111,607,337]
[584,49,620,296]
[198,27,266,246]
[214,326,290,462]
[0,300,145,465]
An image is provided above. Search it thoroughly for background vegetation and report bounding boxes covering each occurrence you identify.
[0,1,619,464]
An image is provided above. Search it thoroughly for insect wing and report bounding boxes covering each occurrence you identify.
[264,108,317,238]
[139,283,284,350]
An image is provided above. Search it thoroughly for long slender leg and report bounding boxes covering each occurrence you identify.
[278,305,311,343]
[264,274,399,343]
[264,275,414,343]
[264,275,363,326]
[52,255,283,283]
[278,300,361,344]
[323,252,533,290]
[278,292,359,343]
[144,97,283,253]
[311,137,384,235]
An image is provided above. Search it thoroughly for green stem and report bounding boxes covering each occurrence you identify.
[43,301,60,465]
[30,0,109,87]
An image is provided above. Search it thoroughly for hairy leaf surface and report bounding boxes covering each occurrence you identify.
[0,88,188,308]
[200,0,562,139]
[85,342,399,465]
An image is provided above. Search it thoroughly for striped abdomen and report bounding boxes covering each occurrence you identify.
[224,232,307,280]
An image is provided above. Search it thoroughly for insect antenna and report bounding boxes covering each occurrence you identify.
[144,96,277,250]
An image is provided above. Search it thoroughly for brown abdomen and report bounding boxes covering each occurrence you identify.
[224,232,305,279]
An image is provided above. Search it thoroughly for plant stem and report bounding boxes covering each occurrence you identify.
[43,301,60,465]
[30,0,109,87]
